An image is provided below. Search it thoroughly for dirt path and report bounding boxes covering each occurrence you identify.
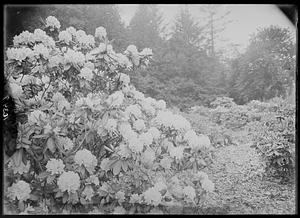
[201,141,296,214]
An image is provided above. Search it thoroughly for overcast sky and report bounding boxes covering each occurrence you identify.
[118,4,295,56]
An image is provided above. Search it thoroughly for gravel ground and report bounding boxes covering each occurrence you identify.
[201,142,296,214]
[182,111,296,215]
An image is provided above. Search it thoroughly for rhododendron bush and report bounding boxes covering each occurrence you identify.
[4,16,215,214]
[246,98,295,181]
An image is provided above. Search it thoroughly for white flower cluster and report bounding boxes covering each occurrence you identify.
[106,91,124,108]
[125,45,140,66]
[7,180,31,201]
[12,29,55,47]
[12,30,35,46]
[201,178,215,192]
[79,67,94,81]
[56,136,74,150]
[95,26,107,39]
[184,130,209,150]
[129,193,141,204]
[49,54,64,67]
[133,119,146,131]
[75,30,95,47]
[117,143,131,158]
[7,159,30,175]
[115,191,125,203]
[143,186,162,206]
[159,156,172,170]
[124,104,142,118]
[8,82,23,99]
[64,49,85,66]
[126,45,138,56]
[139,100,156,116]
[74,149,98,173]
[86,175,100,186]
[113,206,126,214]
[139,132,154,146]
[45,16,61,29]
[57,171,80,193]
[46,159,65,175]
[118,73,130,86]
[28,110,47,125]
[141,147,155,165]
[104,118,118,133]
[41,75,50,84]
[198,134,211,149]
[154,110,191,132]
[6,47,34,61]
[147,127,160,140]
[75,96,94,108]
[58,30,72,44]
[140,48,153,56]
[66,26,77,36]
[128,136,143,153]
[115,53,132,68]
[33,43,50,59]
[183,186,196,200]
[82,185,94,201]
[129,88,145,101]
[168,145,185,160]
[118,122,137,141]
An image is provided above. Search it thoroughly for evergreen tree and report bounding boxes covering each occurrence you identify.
[229,25,296,104]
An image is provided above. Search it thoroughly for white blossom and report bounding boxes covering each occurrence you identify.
[9,82,23,98]
[104,118,118,132]
[46,16,61,29]
[7,180,31,201]
[6,47,34,61]
[28,110,47,125]
[64,49,85,66]
[169,146,184,160]
[143,187,162,206]
[13,30,35,46]
[147,127,160,140]
[95,26,107,39]
[58,30,72,44]
[133,119,146,131]
[140,48,153,56]
[125,104,142,118]
[79,67,94,81]
[66,26,76,36]
[106,91,124,107]
[183,186,196,200]
[74,149,98,173]
[56,136,74,151]
[119,73,130,86]
[201,179,215,192]
[139,132,153,146]
[57,171,80,193]
[128,136,143,153]
[7,159,30,175]
[46,159,65,175]
[126,45,138,55]
[113,206,126,214]
[48,54,64,67]
[141,147,156,165]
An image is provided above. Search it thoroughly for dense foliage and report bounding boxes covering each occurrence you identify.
[186,97,296,181]
[4,16,215,215]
